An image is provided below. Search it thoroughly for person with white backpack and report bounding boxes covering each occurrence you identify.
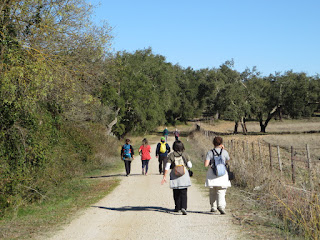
[204,136,231,214]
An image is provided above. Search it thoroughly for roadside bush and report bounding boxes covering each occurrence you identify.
[0,107,120,218]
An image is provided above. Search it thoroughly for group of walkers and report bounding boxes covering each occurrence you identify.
[120,131,231,216]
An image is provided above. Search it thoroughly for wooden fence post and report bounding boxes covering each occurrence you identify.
[252,142,255,161]
[291,146,295,184]
[269,143,272,170]
[233,140,236,155]
[247,141,250,161]
[230,140,234,158]
[258,140,262,166]
[242,141,245,158]
[277,145,282,174]
[306,144,314,192]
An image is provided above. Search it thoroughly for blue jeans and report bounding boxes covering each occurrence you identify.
[141,160,150,173]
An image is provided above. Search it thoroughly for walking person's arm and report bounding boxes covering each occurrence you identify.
[156,143,159,158]
[161,162,171,184]
[120,146,124,159]
[130,145,134,160]
[204,151,211,167]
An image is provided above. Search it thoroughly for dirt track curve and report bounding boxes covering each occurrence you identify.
[39,137,243,240]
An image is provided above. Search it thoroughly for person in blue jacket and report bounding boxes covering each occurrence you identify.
[121,139,134,176]
[156,137,170,175]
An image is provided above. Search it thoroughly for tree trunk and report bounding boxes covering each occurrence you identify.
[234,121,239,133]
[259,106,280,133]
[260,122,266,133]
[278,106,283,120]
[106,108,120,136]
[214,111,219,120]
[241,117,248,134]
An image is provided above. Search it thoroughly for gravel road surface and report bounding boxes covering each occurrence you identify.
[41,138,242,240]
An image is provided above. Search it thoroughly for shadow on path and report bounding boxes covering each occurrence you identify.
[92,205,214,215]
[86,173,145,179]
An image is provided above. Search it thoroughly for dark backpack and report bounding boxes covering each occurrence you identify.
[122,144,132,160]
[211,149,226,177]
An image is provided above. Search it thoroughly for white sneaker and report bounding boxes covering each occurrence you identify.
[181,208,187,215]
[211,207,217,212]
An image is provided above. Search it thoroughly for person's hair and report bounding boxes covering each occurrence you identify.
[173,140,185,152]
[125,138,130,144]
[142,138,148,145]
[213,136,223,147]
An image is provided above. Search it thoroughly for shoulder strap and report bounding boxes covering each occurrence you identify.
[212,149,222,156]
[174,152,188,166]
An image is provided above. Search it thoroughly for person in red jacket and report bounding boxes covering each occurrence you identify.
[139,138,151,175]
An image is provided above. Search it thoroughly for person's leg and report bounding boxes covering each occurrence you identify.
[217,187,227,214]
[209,187,218,212]
[145,160,149,174]
[124,160,130,176]
[173,189,181,211]
[159,155,164,174]
[180,188,188,210]
[141,160,146,175]
[165,135,168,142]
[128,160,132,175]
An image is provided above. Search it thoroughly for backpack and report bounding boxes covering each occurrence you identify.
[211,149,226,177]
[159,142,167,153]
[173,154,186,177]
[122,144,132,159]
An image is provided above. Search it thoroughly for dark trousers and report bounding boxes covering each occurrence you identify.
[141,160,150,173]
[158,155,167,174]
[124,160,131,175]
[173,188,188,210]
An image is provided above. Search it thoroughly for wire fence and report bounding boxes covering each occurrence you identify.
[199,127,320,194]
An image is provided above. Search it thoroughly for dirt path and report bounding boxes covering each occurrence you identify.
[40,137,243,240]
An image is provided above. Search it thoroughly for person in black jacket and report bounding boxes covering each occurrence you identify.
[156,137,170,175]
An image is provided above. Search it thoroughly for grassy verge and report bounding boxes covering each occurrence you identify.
[0,166,122,240]
[0,120,125,240]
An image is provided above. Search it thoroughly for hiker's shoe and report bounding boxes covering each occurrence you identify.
[218,207,226,214]
[210,207,217,212]
[174,209,181,213]
[181,208,187,215]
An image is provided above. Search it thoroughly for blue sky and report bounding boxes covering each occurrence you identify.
[87,0,320,76]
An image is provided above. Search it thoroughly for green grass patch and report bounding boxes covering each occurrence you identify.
[0,168,121,240]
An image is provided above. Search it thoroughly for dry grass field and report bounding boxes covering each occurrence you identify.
[199,118,320,134]
[192,119,320,239]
